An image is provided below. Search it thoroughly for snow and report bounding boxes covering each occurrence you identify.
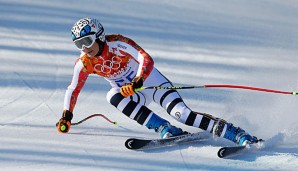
[1,0,298,170]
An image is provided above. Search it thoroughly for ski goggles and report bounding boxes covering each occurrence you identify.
[73,34,96,50]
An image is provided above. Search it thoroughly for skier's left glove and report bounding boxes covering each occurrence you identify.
[56,110,73,133]
[120,76,144,97]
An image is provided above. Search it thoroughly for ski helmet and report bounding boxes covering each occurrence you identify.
[71,18,105,49]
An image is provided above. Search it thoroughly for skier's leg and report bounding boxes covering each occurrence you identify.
[106,87,184,138]
[149,71,258,145]
[154,86,258,145]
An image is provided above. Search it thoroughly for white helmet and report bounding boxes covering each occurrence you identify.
[71,18,105,43]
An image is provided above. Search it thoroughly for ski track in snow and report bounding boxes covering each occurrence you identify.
[1,0,298,170]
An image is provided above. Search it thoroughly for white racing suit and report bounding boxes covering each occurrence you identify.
[63,34,254,143]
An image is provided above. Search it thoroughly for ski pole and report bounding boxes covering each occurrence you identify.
[134,84,297,95]
[71,114,117,126]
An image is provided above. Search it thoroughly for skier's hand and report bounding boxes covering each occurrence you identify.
[120,76,144,97]
[56,110,73,133]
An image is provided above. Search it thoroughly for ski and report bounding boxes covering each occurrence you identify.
[217,140,265,158]
[125,132,209,150]
[217,146,246,158]
[125,132,265,158]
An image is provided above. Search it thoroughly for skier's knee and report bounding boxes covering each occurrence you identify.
[106,88,124,107]
[169,106,193,124]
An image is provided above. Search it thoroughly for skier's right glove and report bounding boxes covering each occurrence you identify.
[56,110,73,133]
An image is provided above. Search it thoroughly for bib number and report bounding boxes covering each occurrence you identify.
[114,70,135,87]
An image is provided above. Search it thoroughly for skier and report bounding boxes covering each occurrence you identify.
[57,18,259,146]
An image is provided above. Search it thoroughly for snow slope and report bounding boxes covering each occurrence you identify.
[1,0,298,170]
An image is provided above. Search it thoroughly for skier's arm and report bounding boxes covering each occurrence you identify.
[130,39,154,80]
[118,36,154,97]
[57,59,89,133]
[63,59,89,112]
[135,45,154,81]
[117,35,154,80]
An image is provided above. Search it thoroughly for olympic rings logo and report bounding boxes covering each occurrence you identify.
[94,56,123,74]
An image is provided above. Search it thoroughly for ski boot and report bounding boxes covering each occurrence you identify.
[159,122,185,138]
[213,120,259,146]
[145,113,186,138]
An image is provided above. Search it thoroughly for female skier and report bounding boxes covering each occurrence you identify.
[57,18,259,146]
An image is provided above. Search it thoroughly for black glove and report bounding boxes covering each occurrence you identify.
[56,110,73,133]
[120,76,144,97]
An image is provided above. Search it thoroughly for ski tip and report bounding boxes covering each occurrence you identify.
[217,147,226,158]
[125,138,151,150]
[125,138,135,149]
[217,146,246,158]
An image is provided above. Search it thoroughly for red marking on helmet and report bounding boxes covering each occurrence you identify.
[92,24,95,28]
